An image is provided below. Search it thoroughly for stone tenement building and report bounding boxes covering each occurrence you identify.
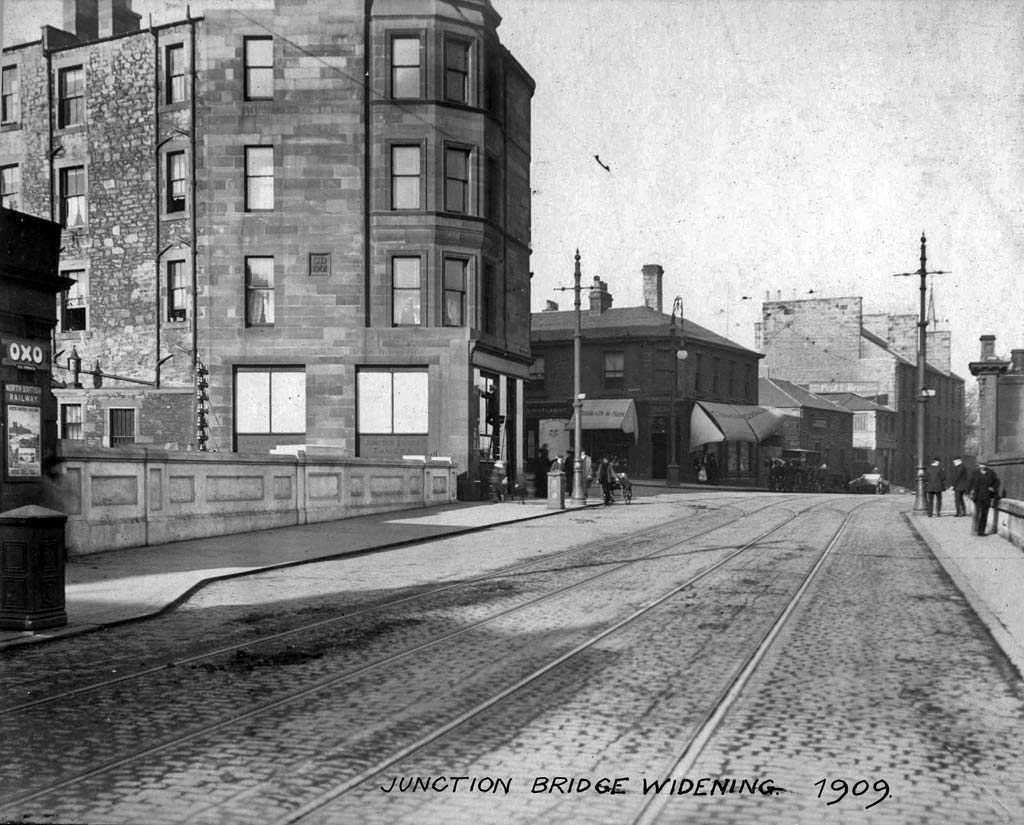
[527,265,764,483]
[755,295,965,487]
[1,0,533,490]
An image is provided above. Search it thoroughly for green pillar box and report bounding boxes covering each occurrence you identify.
[0,505,68,630]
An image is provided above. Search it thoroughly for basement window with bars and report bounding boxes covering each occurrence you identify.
[109,408,136,446]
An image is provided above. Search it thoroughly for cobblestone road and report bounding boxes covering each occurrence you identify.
[1,493,1021,825]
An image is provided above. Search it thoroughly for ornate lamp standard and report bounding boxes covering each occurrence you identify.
[555,250,587,505]
[894,232,948,512]
[666,296,688,485]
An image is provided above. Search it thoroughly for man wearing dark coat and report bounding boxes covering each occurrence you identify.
[951,457,969,517]
[924,457,946,517]
[969,461,1001,536]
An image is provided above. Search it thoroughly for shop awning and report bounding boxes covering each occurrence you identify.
[690,402,793,448]
[568,398,639,442]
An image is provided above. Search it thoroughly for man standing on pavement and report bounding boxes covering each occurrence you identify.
[580,451,592,497]
[925,457,946,516]
[596,455,615,505]
[970,460,1002,536]
[951,456,969,517]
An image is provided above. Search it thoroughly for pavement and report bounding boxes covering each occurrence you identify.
[2,488,1023,681]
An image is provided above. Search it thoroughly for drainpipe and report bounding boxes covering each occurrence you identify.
[189,8,198,370]
[363,0,373,327]
[152,21,162,388]
[45,45,55,223]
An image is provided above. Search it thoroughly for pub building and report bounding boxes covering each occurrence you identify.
[0,207,69,512]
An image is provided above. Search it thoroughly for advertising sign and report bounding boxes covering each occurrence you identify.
[4,383,42,479]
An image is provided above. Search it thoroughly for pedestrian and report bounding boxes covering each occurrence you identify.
[580,451,592,496]
[969,460,1001,536]
[596,455,615,505]
[535,444,549,498]
[489,461,506,503]
[564,448,575,493]
[951,456,969,517]
[924,457,946,516]
[706,452,719,485]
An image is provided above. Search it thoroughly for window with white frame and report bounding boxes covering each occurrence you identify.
[235,367,306,437]
[165,43,185,104]
[444,146,470,213]
[391,36,421,99]
[167,260,187,322]
[58,65,84,128]
[1,65,19,124]
[245,256,274,326]
[391,145,421,210]
[444,38,470,103]
[60,166,87,227]
[244,37,273,100]
[357,368,428,435]
[443,257,467,327]
[392,256,421,326]
[59,269,87,331]
[166,150,186,213]
[0,164,19,210]
[60,403,83,440]
[245,146,274,211]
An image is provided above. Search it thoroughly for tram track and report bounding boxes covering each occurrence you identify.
[0,494,781,716]
[0,495,859,823]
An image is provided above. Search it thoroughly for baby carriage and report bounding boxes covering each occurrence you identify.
[610,471,633,504]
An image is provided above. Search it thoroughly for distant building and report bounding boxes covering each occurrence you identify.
[1,0,533,492]
[756,295,964,486]
[818,391,898,479]
[527,265,765,483]
[758,377,854,472]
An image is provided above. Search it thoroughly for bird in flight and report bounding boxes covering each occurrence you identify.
[594,155,611,172]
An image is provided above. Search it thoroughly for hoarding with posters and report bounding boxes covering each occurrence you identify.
[4,383,42,479]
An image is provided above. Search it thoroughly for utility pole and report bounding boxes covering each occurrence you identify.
[666,296,687,485]
[555,250,586,505]
[895,232,949,512]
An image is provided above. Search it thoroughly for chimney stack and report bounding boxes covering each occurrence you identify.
[589,276,613,316]
[641,264,663,313]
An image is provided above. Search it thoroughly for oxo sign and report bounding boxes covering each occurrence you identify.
[2,338,50,370]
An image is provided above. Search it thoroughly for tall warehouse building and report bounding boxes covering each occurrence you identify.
[0,0,534,491]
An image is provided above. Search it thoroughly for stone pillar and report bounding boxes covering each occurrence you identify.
[969,335,1009,460]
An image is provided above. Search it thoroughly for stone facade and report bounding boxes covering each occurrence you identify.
[757,296,965,487]
[1,0,533,492]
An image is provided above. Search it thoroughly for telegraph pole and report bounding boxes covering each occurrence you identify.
[894,232,949,512]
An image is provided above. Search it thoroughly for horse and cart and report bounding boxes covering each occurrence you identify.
[765,449,845,493]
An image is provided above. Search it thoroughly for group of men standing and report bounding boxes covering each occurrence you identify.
[924,456,1002,536]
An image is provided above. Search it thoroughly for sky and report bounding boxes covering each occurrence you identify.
[4,0,1022,381]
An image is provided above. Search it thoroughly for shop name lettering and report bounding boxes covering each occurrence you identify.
[378,775,892,807]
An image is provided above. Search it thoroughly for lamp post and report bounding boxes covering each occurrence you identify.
[895,232,948,512]
[555,250,587,505]
[666,296,688,485]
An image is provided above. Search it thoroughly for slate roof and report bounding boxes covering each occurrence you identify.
[817,392,896,414]
[758,377,852,414]
[531,305,761,357]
